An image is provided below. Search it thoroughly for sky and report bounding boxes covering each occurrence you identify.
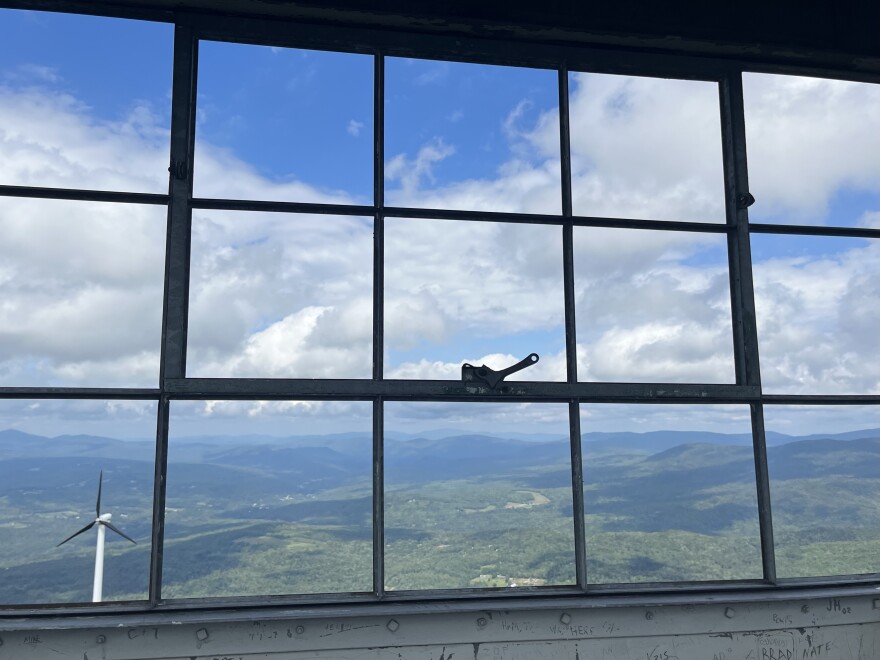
[0,9,878,438]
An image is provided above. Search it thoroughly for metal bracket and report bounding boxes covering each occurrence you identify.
[461,353,539,389]
[168,158,188,180]
[736,192,755,209]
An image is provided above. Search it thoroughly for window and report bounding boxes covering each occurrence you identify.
[1,7,878,611]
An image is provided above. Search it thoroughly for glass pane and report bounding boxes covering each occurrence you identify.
[0,9,172,192]
[385,58,560,213]
[0,198,166,387]
[582,404,761,584]
[163,400,372,598]
[765,406,880,578]
[187,211,373,378]
[569,73,725,222]
[384,402,574,590]
[743,73,880,227]
[0,399,156,605]
[574,227,734,383]
[752,234,880,394]
[194,42,373,203]
[384,218,565,380]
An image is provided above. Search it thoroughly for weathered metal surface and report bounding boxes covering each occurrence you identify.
[1,592,878,659]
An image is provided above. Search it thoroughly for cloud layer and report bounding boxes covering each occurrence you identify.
[1,67,878,433]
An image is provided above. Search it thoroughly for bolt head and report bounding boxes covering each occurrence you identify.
[196,628,209,641]
[560,613,571,625]
[645,611,654,620]
[295,625,305,635]
[96,635,106,644]
[477,617,488,628]
[386,619,399,632]
[724,607,736,619]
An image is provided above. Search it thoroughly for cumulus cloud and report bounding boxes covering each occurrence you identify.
[186,210,373,378]
[752,237,880,394]
[743,73,880,222]
[0,195,165,386]
[1,66,878,434]
[385,138,455,194]
[0,85,169,192]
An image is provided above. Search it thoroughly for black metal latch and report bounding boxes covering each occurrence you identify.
[461,353,539,389]
[737,192,756,209]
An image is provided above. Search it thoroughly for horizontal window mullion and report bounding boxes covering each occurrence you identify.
[385,206,731,232]
[190,197,373,216]
[188,200,732,233]
[0,184,169,206]
[762,394,880,405]
[0,388,160,399]
[749,222,880,239]
[164,378,758,402]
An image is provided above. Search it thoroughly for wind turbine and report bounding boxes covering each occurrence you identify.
[57,470,136,602]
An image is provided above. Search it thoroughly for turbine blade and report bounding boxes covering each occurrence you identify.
[96,470,103,517]
[57,521,96,547]
[102,520,137,545]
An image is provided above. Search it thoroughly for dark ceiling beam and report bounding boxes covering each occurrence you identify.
[3,0,880,76]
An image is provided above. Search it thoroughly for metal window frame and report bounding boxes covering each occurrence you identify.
[0,3,879,617]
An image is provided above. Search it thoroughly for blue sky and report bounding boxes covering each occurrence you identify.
[0,11,172,125]
[0,9,879,435]
[196,42,373,200]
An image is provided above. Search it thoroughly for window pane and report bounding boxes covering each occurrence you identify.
[569,73,725,222]
[0,400,156,605]
[384,218,565,380]
[163,400,372,598]
[752,234,880,394]
[194,42,373,203]
[0,198,166,387]
[384,402,574,590]
[385,58,560,213]
[743,73,880,228]
[582,404,761,584]
[187,211,373,378]
[765,406,880,578]
[574,228,734,383]
[0,9,172,192]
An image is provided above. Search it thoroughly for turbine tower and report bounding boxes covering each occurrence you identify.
[57,470,136,602]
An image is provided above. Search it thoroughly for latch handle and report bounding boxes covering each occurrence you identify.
[461,353,539,389]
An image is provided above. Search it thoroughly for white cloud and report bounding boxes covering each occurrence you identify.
[2,63,61,84]
[346,119,364,137]
[385,138,455,193]
[752,238,880,394]
[413,62,449,86]
[743,73,880,221]
[186,211,373,378]
[0,85,169,193]
[1,67,878,432]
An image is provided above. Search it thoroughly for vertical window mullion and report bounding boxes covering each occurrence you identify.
[559,66,587,590]
[373,398,385,598]
[372,51,386,599]
[149,397,170,605]
[151,23,199,605]
[719,70,776,584]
